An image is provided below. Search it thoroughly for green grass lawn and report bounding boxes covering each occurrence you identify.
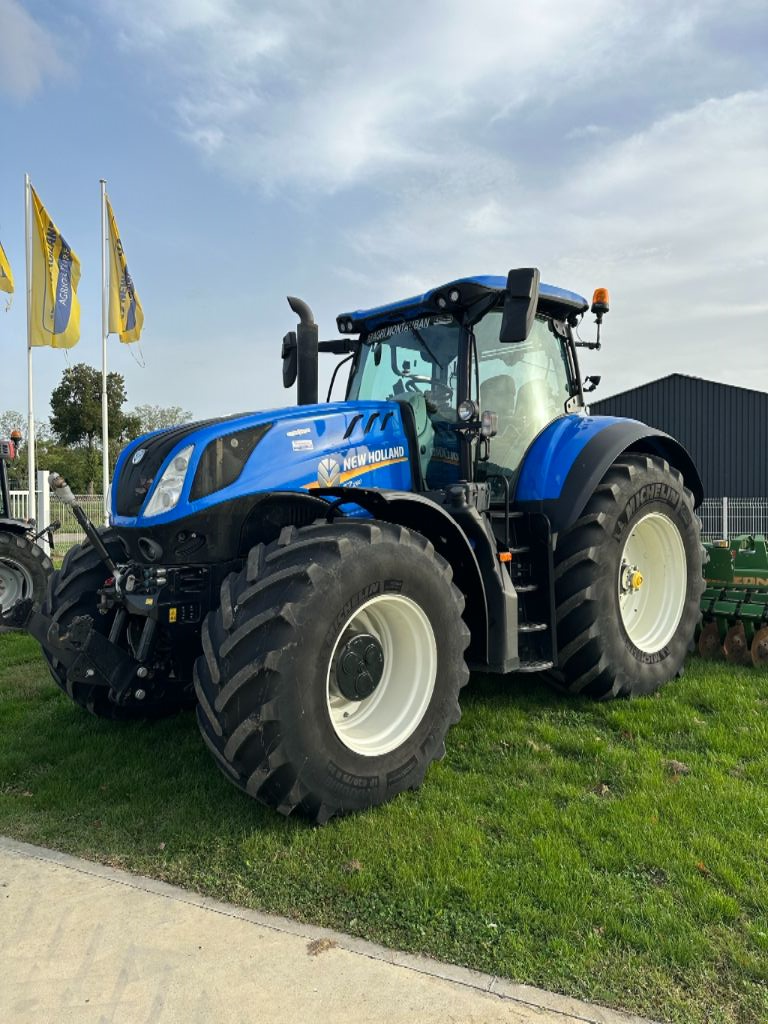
[1,631,766,1024]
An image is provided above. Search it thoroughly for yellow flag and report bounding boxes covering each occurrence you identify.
[30,187,81,348]
[106,197,144,343]
[0,239,14,294]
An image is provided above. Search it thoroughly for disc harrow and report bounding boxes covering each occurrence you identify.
[698,535,768,668]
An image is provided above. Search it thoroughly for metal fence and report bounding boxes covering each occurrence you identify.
[700,498,768,541]
[10,488,105,553]
[51,496,106,551]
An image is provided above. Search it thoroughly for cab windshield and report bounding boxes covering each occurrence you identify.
[347,309,576,485]
[347,316,460,416]
[347,316,461,487]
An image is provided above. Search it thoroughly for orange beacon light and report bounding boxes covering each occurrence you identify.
[591,287,610,320]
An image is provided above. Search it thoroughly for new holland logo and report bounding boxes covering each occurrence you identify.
[317,456,341,487]
[309,446,408,491]
[131,448,146,465]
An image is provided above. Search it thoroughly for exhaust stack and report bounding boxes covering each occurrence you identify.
[287,296,319,405]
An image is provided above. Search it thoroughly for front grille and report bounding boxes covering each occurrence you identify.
[116,426,194,517]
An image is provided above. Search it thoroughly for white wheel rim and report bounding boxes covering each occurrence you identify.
[326,593,437,757]
[0,558,33,613]
[617,511,687,653]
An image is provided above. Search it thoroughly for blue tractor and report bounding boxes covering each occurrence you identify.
[11,269,704,822]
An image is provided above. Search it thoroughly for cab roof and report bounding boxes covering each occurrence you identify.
[336,275,589,334]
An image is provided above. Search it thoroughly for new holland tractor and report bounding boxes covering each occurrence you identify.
[6,269,705,823]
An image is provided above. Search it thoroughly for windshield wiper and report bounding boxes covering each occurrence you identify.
[407,323,441,368]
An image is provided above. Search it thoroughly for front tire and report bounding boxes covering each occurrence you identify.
[0,530,52,616]
[194,520,470,823]
[551,454,703,698]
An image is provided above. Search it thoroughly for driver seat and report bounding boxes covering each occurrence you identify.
[481,374,516,425]
[480,373,519,473]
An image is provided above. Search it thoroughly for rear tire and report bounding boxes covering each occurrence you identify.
[44,530,192,720]
[194,520,470,823]
[0,530,52,616]
[551,454,703,698]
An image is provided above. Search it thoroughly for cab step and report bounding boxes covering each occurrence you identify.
[490,509,524,520]
[518,621,547,633]
[514,582,538,593]
[517,660,554,673]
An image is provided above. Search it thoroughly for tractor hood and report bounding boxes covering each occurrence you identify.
[111,401,414,528]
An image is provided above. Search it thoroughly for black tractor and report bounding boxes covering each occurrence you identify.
[0,429,52,618]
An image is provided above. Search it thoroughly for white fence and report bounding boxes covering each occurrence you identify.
[8,471,51,553]
[10,477,105,554]
[700,498,768,541]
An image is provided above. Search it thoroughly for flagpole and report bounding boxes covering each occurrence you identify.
[24,172,36,524]
[100,179,109,522]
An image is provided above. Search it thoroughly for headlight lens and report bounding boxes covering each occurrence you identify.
[458,399,479,422]
[143,445,194,517]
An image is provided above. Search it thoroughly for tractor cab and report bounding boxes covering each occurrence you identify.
[337,273,592,492]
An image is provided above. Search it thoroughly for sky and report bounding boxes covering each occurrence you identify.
[0,0,766,426]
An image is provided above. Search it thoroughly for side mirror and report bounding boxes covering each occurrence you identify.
[583,374,601,393]
[281,331,298,388]
[499,267,540,343]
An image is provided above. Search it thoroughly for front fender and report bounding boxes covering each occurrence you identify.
[515,415,703,535]
[0,518,31,537]
[318,487,493,665]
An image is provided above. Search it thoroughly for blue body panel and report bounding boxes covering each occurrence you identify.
[111,405,657,528]
[338,277,588,333]
[111,401,412,527]
[515,414,648,502]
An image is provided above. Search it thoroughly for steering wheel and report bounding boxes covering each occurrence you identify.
[404,377,453,402]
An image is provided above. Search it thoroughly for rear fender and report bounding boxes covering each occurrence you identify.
[514,415,703,537]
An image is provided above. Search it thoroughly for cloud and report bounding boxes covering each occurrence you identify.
[0,0,68,100]
[335,88,768,393]
[94,0,768,396]
[102,0,754,194]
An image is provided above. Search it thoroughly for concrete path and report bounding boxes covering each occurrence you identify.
[1,836,655,1024]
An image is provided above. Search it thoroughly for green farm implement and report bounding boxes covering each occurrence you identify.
[699,535,768,667]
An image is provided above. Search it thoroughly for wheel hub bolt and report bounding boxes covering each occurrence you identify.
[336,633,384,701]
[621,563,644,593]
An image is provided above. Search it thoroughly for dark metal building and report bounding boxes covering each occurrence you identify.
[590,373,767,498]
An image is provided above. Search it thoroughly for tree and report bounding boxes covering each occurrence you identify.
[50,364,139,448]
[0,411,54,489]
[0,410,24,438]
[131,404,192,435]
[0,427,91,493]
[0,410,51,443]
[48,364,141,492]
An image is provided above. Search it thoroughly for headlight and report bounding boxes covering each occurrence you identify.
[458,399,479,422]
[143,445,194,517]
